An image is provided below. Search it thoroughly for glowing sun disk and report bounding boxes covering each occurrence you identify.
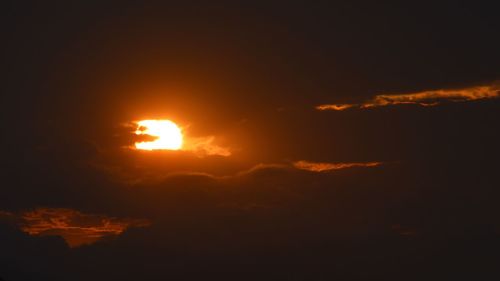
[135,120,183,150]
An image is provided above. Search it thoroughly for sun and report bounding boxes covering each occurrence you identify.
[134,120,183,150]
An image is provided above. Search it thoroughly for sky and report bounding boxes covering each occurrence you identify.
[1,1,500,280]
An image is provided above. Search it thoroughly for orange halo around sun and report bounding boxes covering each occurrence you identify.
[134,120,183,150]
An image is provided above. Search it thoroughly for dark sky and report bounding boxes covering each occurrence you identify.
[1,1,500,280]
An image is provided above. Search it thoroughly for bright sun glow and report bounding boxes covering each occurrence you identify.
[135,120,183,150]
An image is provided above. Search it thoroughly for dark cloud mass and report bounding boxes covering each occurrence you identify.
[1,1,500,281]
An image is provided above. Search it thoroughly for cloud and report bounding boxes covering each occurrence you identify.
[234,163,291,177]
[315,104,358,111]
[316,82,500,110]
[3,208,150,248]
[293,160,383,172]
[97,159,382,186]
[125,121,231,157]
[183,136,231,157]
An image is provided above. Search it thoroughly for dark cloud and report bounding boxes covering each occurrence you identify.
[2,1,500,280]
[3,160,500,280]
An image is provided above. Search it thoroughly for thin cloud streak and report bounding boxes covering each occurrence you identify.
[293,160,383,172]
[316,83,500,110]
[316,104,357,111]
[100,160,386,185]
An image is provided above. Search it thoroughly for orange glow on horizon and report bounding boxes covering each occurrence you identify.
[135,120,183,150]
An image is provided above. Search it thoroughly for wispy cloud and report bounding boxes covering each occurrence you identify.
[316,83,500,110]
[293,160,383,172]
[316,104,357,111]
[183,136,231,157]
[3,208,150,247]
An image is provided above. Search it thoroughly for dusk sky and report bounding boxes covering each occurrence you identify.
[1,2,500,280]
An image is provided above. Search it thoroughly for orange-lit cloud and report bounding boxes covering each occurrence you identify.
[293,160,382,172]
[316,83,500,110]
[183,136,231,157]
[315,104,357,111]
[135,120,183,150]
[10,208,150,248]
[129,120,231,157]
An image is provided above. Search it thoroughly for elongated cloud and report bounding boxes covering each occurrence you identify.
[293,160,382,172]
[317,83,500,110]
[5,208,150,247]
[316,104,357,111]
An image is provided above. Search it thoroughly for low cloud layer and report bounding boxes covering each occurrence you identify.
[317,82,500,110]
[2,208,150,247]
